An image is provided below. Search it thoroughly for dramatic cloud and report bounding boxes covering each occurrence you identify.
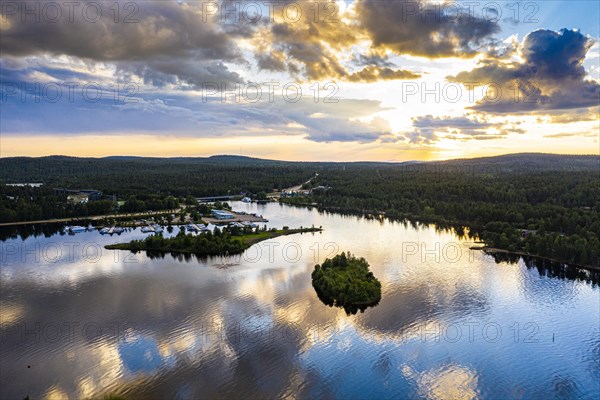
[256,15,356,81]
[448,29,600,113]
[1,3,238,61]
[250,0,494,81]
[0,1,244,87]
[0,0,500,86]
[356,0,500,58]
[401,115,524,144]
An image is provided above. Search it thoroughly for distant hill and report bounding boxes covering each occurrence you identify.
[429,153,599,171]
[1,153,597,196]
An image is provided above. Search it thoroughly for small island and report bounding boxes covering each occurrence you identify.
[311,252,382,314]
[105,226,322,256]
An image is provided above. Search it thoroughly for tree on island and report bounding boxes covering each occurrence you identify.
[311,252,381,315]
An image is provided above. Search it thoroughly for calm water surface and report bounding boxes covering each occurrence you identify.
[1,202,599,399]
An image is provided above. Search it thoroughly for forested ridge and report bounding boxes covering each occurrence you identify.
[0,155,315,197]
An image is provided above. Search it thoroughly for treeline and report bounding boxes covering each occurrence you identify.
[0,185,179,222]
[0,155,318,197]
[108,227,248,256]
[0,186,113,222]
[309,167,600,267]
[120,195,179,213]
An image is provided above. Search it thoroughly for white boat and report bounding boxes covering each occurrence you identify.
[141,226,153,233]
[152,224,164,233]
[112,227,125,234]
[67,225,87,233]
[99,227,110,234]
[241,197,251,203]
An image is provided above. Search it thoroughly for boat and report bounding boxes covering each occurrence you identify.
[112,227,125,234]
[99,227,110,234]
[241,197,251,203]
[141,226,153,233]
[152,224,164,233]
[186,224,199,232]
[66,225,87,233]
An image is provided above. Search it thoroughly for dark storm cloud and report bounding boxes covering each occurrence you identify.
[448,29,600,113]
[1,1,238,61]
[356,0,500,58]
[522,29,591,80]
[0,1,244,87]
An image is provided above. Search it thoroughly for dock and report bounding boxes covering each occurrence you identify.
[203,211,268,225]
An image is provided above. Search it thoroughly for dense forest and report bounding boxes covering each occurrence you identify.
[0,155,314,222]
[2,153,599,266]
[312,252,382,314]
[106,226,249,256]
[0,185,180,222]
[307,162,600,267]
[0,155,315,197]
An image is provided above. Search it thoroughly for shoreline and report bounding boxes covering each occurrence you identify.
[472,246,600,273]
[0,209,182,227]
[283,201,600,273]
[105,227,323,256]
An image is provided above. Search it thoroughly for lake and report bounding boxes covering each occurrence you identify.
[1,202,599,399]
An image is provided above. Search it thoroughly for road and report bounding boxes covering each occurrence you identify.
[0,209,182,227]
[268,174,318,198]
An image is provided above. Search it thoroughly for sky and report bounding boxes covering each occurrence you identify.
[1,0,599,161]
